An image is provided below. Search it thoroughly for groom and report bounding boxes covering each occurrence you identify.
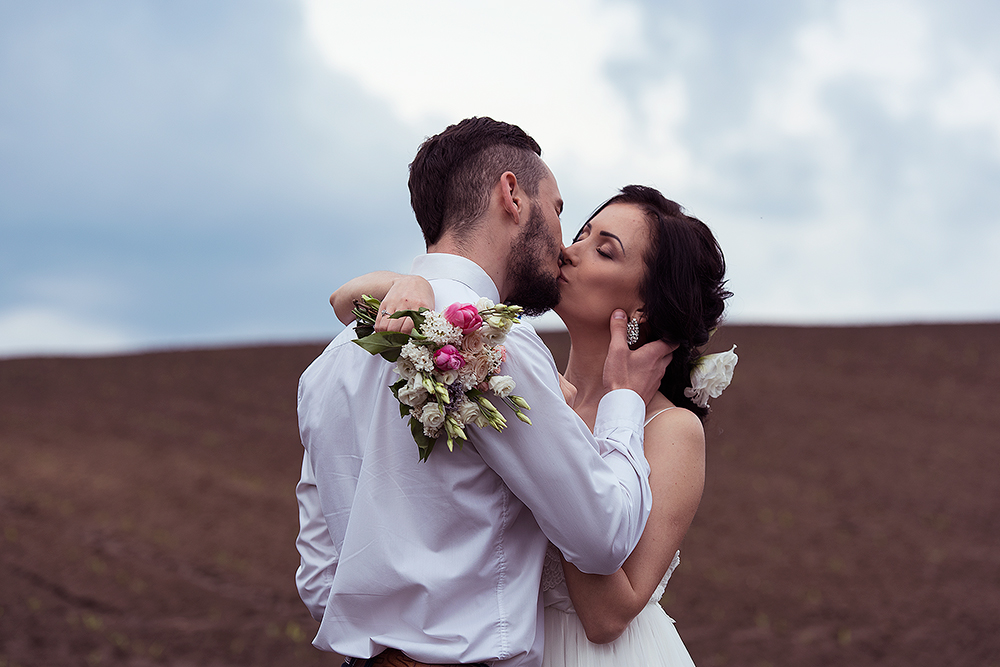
[295,117,674,667]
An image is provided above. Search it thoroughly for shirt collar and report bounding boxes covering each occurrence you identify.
[410,253,501,304]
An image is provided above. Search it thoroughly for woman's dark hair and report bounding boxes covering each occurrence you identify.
[408,117,546,246]
[586,185,732,420]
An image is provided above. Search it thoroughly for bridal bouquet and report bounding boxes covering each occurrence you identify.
[684,345,738,409]
[352,295,531,461]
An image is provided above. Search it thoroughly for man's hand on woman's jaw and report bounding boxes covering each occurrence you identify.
[602,310,676,405]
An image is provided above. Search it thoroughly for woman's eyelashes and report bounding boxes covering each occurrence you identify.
[571,231,614,259]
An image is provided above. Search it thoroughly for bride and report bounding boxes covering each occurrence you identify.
[332,185,732,667]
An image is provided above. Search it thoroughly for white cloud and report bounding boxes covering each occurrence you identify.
[0,307,135,358]
[753,0,931,139]
[299,0,696,192]
[4,0,1000,359]
[931,60,1000,155]
[302,0,639,162]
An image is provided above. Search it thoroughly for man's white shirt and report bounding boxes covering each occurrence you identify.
[295,253,652,666]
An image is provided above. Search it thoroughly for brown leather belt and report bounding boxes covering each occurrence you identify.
[344,648,488,667]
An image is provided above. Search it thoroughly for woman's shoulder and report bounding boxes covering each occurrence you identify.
[643,394,705,448]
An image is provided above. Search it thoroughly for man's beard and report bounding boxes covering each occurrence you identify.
[504,204,562,317]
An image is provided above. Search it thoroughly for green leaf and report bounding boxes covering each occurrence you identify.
[389,378,406,400]
[360,294,382,309]
[352,332,411,361]
[389,308,429,332]
[409,417,437,462]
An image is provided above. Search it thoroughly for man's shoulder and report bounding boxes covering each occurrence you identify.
[498,321,559,378]
[299,325,383,389]
[426,278,481,311]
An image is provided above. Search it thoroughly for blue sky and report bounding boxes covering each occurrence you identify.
[3,0,999,357]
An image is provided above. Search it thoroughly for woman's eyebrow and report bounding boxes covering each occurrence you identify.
[599,231,625,255]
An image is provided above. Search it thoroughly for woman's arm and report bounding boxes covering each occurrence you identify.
[562,406,706,643]
[330,271,434,333]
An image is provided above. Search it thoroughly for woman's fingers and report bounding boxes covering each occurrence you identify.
[375,305,415,334]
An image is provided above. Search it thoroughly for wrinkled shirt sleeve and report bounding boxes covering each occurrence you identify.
[294,420,338,621]
[473,327,652,575]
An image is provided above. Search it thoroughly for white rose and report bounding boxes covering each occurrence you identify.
[488,375,516,398]
[684,345,738,408]
[462,329,486,355]
[465,351,495,384]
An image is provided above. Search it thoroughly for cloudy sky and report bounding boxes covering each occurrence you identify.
[2,0,999,357]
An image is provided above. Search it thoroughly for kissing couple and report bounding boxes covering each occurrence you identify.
[295,116,734,667]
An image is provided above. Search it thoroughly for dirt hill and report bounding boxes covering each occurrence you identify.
[1,324,998,666]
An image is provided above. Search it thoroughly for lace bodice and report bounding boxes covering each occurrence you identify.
[541,543,566,593]
[542,543,681,611]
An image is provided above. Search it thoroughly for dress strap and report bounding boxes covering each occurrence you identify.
[643,407,677,427]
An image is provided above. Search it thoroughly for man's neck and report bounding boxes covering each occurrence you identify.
[428,234,509,300]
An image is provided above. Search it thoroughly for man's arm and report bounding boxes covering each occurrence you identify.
[472,321,666,575]
[294,452,338,622]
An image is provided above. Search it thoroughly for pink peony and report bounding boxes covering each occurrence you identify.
[434,344,466,370]
[443,303,483,334]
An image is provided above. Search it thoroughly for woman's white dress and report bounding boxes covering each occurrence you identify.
[541,546,695,666]
[542,545,694,667]
[540,405,697,666]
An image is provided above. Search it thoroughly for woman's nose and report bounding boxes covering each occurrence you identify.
[559,245,576,266]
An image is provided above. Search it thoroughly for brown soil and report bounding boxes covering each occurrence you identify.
[1,324,999,666]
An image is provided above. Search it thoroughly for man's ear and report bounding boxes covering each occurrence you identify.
[498,171,523,226]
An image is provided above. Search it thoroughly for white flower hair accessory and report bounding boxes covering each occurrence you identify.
[684,344,738,409]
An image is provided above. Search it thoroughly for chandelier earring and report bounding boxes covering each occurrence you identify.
[626,317,640,346]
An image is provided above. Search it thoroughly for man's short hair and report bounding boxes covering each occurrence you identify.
[408,117,546,246]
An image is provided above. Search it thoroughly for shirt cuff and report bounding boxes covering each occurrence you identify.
[593,389,645,438]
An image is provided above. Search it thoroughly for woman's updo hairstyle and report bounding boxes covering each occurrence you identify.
[588,185,731,420]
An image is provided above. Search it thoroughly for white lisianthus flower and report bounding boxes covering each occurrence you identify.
[475,297,495,311]
[398,378,429,407]
[455,396,481,425]
[483,327,508,346]
[395,356,418,381]
[438,368,460,386]
[486,315,513,333]
[684,345,738,408]
[471,408,491,429]
[416,402,446,435]
[488,375,516,398]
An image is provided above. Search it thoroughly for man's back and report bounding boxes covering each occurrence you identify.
[296,253,652,667]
